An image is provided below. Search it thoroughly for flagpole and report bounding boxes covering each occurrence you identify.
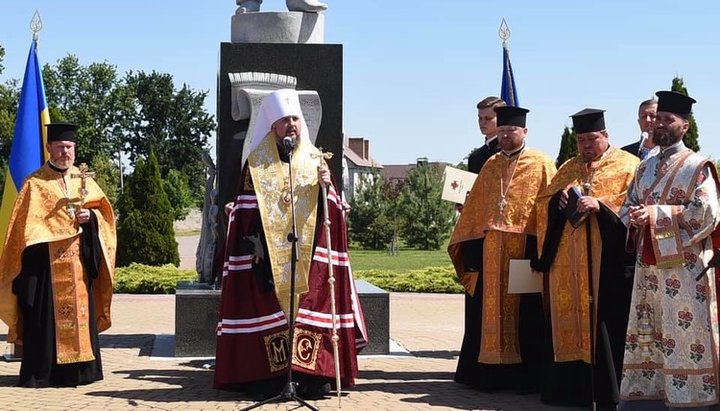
[498,18,519,107]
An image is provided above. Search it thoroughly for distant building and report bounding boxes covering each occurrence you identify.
[344,136,381,200]
[381,157,447,188]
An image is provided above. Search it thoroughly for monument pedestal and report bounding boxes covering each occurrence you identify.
[174,280,389,357]
[355,280,390,354]
[174,282,219,357]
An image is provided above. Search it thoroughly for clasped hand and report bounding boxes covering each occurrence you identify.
[76,208,91,224]
[558,190,600,213]
[628,205,649,227]
[317,165,331,187]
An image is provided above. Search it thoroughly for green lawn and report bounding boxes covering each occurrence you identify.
[348,241,462,293]
[349,247,451,273]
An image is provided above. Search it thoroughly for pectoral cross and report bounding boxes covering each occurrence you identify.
[498,197,508,212]
[71,163,95,207]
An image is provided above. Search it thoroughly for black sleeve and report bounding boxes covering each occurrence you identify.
[524,235,539,267]
[12,244,49,310]
[462,239,484,272]
[249,223,275,293]
[81,211,102,280]
[531,191,567,273]
[596,201,636,275]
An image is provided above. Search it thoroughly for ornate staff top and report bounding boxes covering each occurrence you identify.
[498,18,511,47]
[30,10,42,42]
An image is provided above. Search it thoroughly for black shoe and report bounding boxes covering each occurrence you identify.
[298,382,330,400]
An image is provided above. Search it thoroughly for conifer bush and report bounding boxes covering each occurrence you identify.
[116,153,180,266]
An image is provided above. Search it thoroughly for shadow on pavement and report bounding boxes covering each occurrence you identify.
[99,334,155,356]
[410,349,460,359]
[353,369,577,411]
[88,368,245,403]
[0,375,17,387]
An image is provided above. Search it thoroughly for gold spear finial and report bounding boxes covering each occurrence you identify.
[498,18,510,47]
[30,10,43,42]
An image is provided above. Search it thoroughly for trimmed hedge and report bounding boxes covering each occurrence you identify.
[114,263,196,294]
[354,266,463,294]
[112,264,463,294]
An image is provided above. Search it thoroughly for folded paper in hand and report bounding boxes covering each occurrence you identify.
[508,259,542,294]
[564,186,589,228]
[441,166,477,204]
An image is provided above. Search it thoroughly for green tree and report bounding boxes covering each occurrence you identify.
[123,71,215,204]
[116,152,179,267]
[43,55,128,164]
[556,125,577,167]
[89,154,120,207]
[0,45,20,194]
[348,170,395,249]
[671,76,700,152]
[398,163,455,250]
[42,57,215,207]
[162,169,194,221]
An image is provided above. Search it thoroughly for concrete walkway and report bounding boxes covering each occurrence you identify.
[0,234,587,410]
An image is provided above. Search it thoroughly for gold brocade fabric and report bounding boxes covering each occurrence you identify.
[448,148,556,364]
[449,148,556,295]
[535,147,638,362]
[479,231,527,363]
[248,132,321,316]
[0,163,116,363]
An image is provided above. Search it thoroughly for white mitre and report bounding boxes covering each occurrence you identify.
[243,88,311,166]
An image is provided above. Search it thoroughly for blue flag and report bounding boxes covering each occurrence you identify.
[0,40,50,257]
[500,44,519,107]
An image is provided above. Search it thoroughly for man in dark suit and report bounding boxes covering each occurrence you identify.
[621,98,657,160]
[467,96,507,173]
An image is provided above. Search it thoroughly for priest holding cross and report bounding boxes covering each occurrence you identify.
[0,122,116,387]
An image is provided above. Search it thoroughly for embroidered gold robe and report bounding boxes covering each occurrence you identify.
[536,147,638,363]
[449,147,556,364]
[533,147,639,406]
[0,163,115,364]
[215,132,368,389]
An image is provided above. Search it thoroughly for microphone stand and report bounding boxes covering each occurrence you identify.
[241,144,319,411]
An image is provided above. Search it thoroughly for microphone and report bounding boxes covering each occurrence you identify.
[282,136,296,152]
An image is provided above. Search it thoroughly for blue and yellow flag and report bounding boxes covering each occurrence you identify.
[500,44,519,107]
[0,40,50,257]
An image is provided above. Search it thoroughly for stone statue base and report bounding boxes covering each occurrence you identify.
[231,11,324,44]
[174,280,389,356]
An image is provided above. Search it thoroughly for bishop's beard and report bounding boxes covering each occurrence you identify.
[653,128,683,147]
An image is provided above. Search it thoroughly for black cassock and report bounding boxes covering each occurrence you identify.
[454,234,544,393]
[11,215,103,388]
[455,138,506,387]
[533,192,635,408]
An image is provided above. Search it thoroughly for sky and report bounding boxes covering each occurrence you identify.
[1,0,720,166]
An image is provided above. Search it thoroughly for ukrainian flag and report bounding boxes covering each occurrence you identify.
[0,40,50,258]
